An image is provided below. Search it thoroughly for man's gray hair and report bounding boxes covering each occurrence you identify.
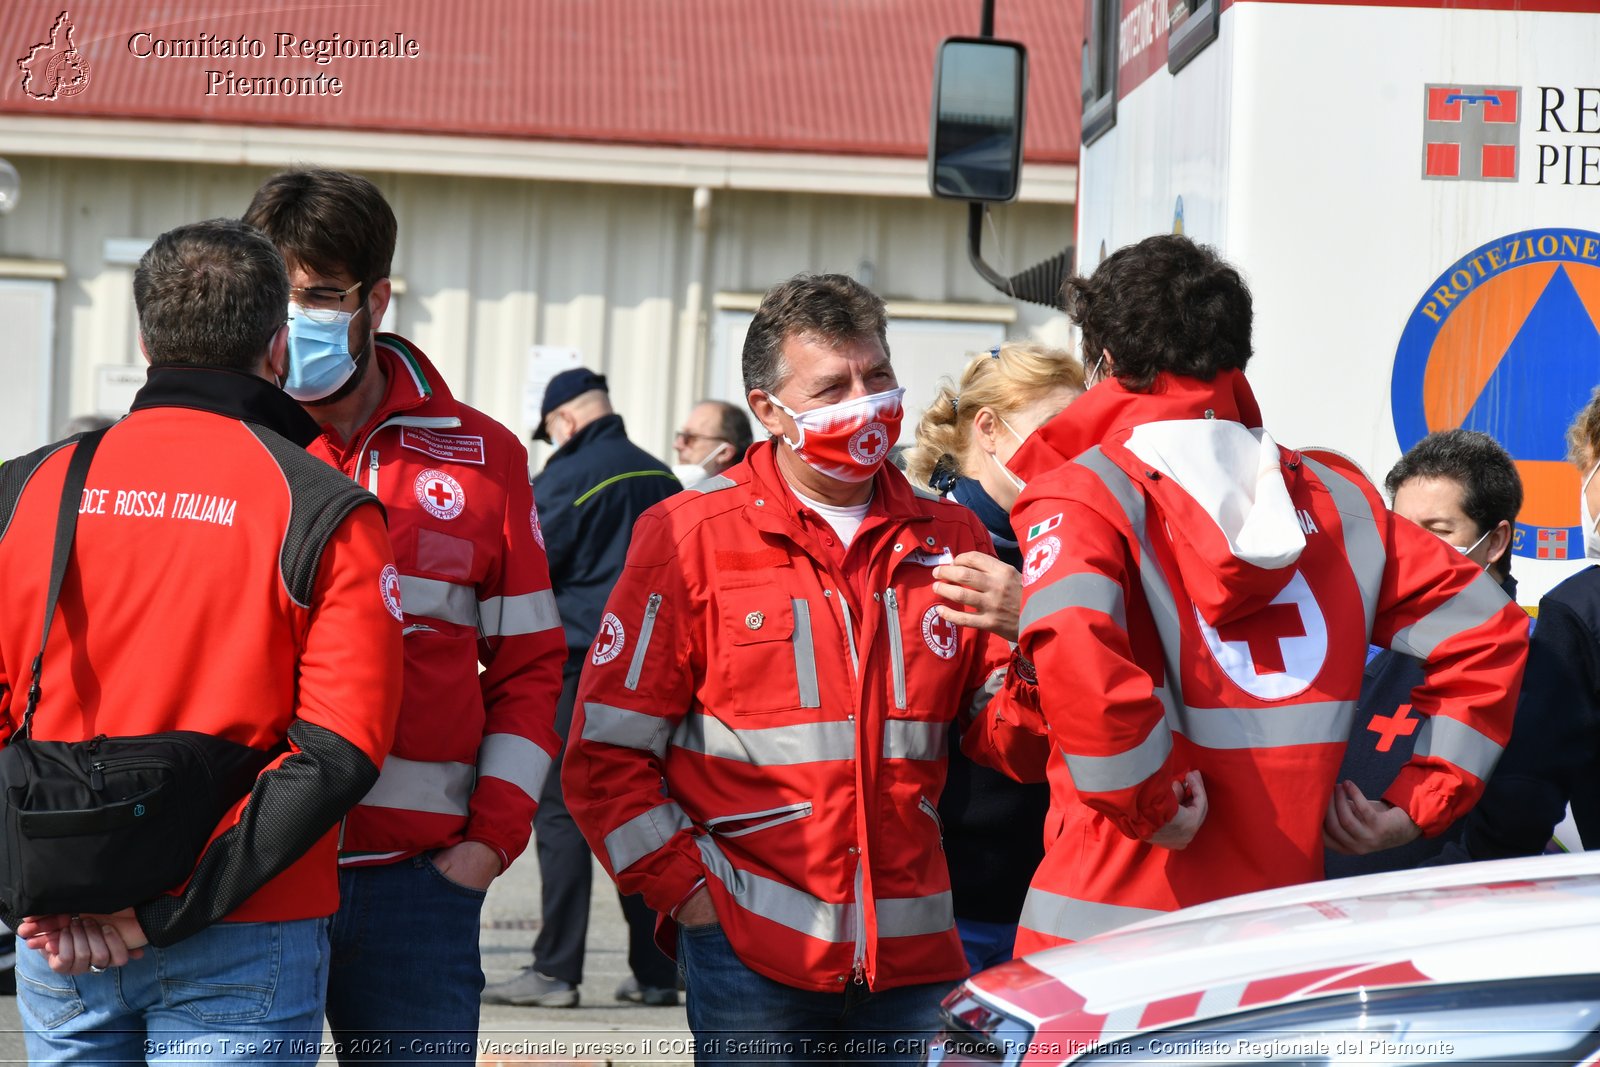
[741,273,889,397]
[133,218,289,372]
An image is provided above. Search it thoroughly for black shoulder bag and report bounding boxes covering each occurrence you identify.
[0,429,279,917]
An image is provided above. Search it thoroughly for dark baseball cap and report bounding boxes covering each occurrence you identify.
[533,368,608,442]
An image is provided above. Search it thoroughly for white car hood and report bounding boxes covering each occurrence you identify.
[972,853,1600,1035]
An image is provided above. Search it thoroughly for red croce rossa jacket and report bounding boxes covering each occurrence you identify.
[0,367,403,946]
[1004,369,1529,953]
[308,336,564,869]
[563,442,1045,993]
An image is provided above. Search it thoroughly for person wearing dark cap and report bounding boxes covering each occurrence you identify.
[483,367,682,1008]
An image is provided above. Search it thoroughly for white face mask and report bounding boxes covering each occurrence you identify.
[671,443,731,489]
[1086,350,1111,388]
[1582,460,1600,559]
[986,415,1028,494]
[1455,527,1491,562]
[764,386,905,483]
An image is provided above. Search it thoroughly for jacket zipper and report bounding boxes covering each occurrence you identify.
[625,593,662,691]
[367,450,380,493]
[703,801,813,838]
[852,859,867,984]
[883,588,907,710]
[347,414,463,485]
[838,596,860,678]
[86,757,175,792]
[918,795,944,850]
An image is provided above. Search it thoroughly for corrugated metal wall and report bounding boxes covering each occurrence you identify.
[0,155,1072,465]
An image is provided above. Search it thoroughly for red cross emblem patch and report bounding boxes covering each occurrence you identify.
[1197,570,1329,700]
[848,422,889,465]
[592,612,626,666]
[414,469,466,520]
[1021,536,1061,587]
[379,564,404,621]
[920,605,959,660]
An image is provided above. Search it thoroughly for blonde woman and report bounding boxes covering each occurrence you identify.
[907,341,1084,581]
[905,341,1083,972]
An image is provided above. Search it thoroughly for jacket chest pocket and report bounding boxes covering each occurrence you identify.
[718,591,823,715]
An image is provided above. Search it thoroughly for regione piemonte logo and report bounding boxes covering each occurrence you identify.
[17,10,91,101]
[1422,84,1521,182]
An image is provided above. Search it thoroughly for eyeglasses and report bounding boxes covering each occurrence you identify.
[290,280,362,322]
[674,430,728,447]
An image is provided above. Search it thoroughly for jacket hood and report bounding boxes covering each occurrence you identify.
[1015,369,1305,624]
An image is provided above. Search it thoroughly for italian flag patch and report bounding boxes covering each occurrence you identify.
[1026,513,1062,540]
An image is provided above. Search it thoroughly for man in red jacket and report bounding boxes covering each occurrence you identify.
[1,218,402,1062]
[564,274,1044,1062]
[246,170,565,1062]
[1005,235,1529,953]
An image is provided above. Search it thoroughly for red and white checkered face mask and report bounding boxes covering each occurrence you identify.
[765,387,905,483]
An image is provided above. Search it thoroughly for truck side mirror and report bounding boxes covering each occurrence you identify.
[928,37,1028,203]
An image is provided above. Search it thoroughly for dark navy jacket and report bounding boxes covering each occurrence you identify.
[939,477,1050,923]
[533,414,679,654]
[1327,573,1522,877]
[1448,566,1600,861]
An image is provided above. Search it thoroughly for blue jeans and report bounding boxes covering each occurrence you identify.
[17,917,329,1065]
[677,923,952,1065]
[956,918,1018,974]
[324,854,486,1064]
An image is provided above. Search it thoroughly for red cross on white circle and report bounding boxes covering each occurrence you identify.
[414,469,465,520]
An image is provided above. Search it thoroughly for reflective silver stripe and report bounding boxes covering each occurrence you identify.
[477,732,553,800]
[1302,458,1385,634]
[1390,571,1511,661]
[398,575,477,628]
[1018,887,1167,942]
[626,593,663,691]
[792,599,821,709]
[884,589,907,710]
[878,891,955,938]
[695,837,952,941]
[966,667,1006,719]
[839,598,860,678]
[1414,714,1504,780]
[884,719,947,761]
[478,588,561,637]
[672,712,854,765]
[1181,700,1356,749]
[358,755,473,817]
[1021,572,1126,637]
[697,836,850,941]
[1076,449,1186,706]
[604,802,693,873]
[581,702,671,758]
[1064,719,1173,793]
[693,474,737,494]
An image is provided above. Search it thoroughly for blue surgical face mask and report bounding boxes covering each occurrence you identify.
[285,301,365,402]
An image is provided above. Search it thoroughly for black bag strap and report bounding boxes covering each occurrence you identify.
[21,428,108,740]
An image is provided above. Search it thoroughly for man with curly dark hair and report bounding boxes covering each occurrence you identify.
[1000,234,1529,952]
